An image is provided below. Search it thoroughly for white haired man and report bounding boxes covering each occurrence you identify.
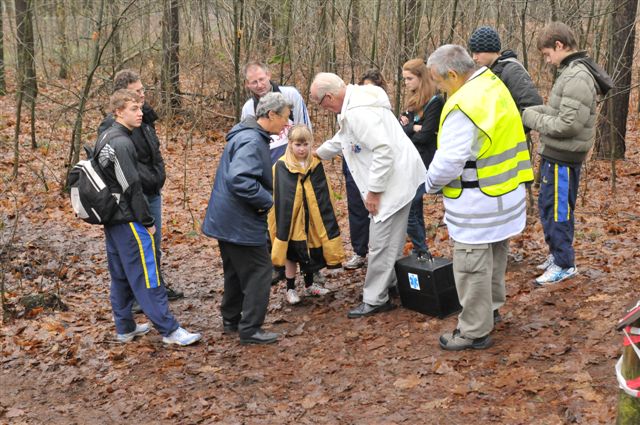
[425,45,533,350]
[311,72,426,319]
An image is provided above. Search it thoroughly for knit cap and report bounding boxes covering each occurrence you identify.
[468,26,501,53]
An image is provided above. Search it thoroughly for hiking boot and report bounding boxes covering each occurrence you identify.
[240,329,279,345]
[285,289,301,305]
[439,329,493,351]
[344,254,366,270]
[116,323,151,343]
[165,286,184,301]
[162,327,202,346]
[536,254,555,270]
[535,264,578,286]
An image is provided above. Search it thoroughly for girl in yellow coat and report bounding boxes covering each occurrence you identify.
[268,125,345,304]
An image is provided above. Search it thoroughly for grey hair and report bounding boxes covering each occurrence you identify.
[255,92,293,118]
[427,44,476,78]
[312,72,346,100]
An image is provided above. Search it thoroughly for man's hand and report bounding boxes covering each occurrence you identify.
[365,191,382,216]
[147,225,156,235]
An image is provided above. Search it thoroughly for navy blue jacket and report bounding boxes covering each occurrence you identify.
[202,117,273,246]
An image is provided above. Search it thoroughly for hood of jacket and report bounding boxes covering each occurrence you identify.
[342,84,391,114]
[142,102,159,125]
[225,116,271,143]
[497,49,518,61]
[562,51,613,95]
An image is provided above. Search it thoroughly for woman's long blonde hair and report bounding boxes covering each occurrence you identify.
[403,58,436,118]
[285,125,313,169]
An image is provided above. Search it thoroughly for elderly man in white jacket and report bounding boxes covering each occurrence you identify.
[311,72,426,318]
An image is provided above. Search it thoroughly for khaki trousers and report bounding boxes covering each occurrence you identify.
[452,239,509,339]
[362,202,412,305]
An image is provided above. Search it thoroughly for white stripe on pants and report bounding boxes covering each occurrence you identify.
[362,202,412,305]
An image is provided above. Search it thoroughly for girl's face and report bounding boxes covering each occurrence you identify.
[291,139,310,161]
[402,70,420,91]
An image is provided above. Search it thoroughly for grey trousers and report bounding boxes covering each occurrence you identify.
[362,202,412,305]
[452,238,509,339]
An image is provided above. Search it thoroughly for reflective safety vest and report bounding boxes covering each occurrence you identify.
[438,68,533,199]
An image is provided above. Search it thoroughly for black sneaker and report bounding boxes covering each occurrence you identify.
[165,286,184,301]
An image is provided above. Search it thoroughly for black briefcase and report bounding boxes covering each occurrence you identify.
[394,254,461,318]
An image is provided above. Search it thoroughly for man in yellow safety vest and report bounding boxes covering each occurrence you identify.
[425,44,533,351]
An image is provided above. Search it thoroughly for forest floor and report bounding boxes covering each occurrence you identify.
[0,87,639,424]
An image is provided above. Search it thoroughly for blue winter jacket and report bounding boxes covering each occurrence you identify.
[202,117,273,246]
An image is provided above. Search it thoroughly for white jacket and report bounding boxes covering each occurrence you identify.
[317,84,425,223]
[425,107,527,244]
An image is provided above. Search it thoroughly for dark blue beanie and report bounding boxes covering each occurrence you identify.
[468,26,501,53]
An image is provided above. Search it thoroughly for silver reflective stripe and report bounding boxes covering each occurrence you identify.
[447,197,525,219]
[477,159,532,187]
[446,203,526,229]
[80,161,106,191]
[447,179,462,188]
[476,141,528,168]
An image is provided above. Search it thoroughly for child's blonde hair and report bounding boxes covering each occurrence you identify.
[285,125,313,168]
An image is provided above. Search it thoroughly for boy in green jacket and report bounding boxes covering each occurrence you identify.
[522,22,609,285]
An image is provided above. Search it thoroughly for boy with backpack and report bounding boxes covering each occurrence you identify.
[522,22,612,285]
[97,89,201,345]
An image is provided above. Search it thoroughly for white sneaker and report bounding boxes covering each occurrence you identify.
[535,264,578,285]
[162,327,202,346]
[313,271,326,284]
[116,322,151,343]
[344,254,366,270]
[536,254,555,270]
[286,289,301,305]
[304,283,330,297]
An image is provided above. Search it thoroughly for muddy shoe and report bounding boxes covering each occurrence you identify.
[344,254,366,270]
[165,286,184,301]
[131,300,143,314]
[117,323,151,343]
[439,329,493,351]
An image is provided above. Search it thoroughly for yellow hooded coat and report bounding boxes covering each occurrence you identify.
[268,155,344,272]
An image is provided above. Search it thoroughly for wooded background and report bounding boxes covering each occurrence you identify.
[0,0,638,179]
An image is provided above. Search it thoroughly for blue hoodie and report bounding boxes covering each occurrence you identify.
[202,117,273,245]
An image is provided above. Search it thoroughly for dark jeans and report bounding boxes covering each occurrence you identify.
[343,161,369,257]
[145,193,166,286]
[407,183,428,255]
[539,158,580,269]
[218,241,272,338]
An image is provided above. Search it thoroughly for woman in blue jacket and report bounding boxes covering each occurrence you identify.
[202,92,292,345]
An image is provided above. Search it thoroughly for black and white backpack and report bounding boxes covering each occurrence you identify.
[68,131,120,224]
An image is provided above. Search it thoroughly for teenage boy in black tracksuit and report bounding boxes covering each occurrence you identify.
[98,69,183,308]
[100,89,200,346]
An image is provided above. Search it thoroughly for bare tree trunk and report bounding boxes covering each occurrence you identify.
[56,0,69,79]
[595,0,637,161]
[404,0,418,59]
[162,0,180,111]
[232,0,244,121]
[394,0,403,115]
[447,0,458,44]
[520,0,529,69]
[370,0,381,66]
[0,0,5,95]
[110,0,123,71]
[15,0,38,149]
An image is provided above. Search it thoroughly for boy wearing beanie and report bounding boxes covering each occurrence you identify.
[468,26,543,124]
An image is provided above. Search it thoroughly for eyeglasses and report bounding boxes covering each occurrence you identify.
[247,77,269,87]
[317,93,328,106]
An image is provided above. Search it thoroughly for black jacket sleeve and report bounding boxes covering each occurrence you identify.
[500,62,543,112]
[111,137,155,227]
[409,96,444,169]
